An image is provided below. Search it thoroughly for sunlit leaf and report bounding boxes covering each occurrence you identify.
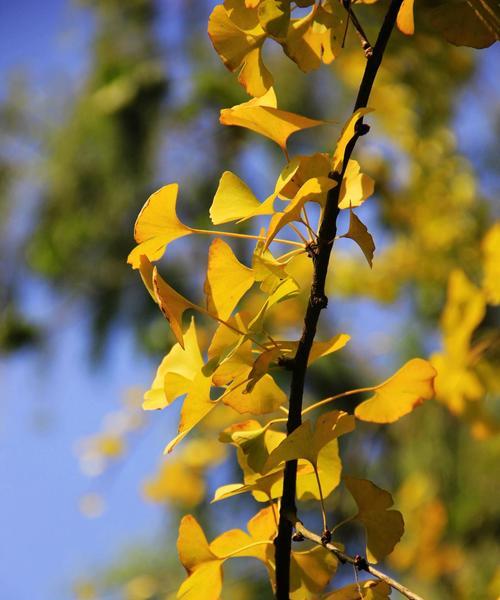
[332,108,374,173]
[152,267,198,349]
[284,3,347,72]
[289,546,339,599]
[208,4,272,97]
[265,176,337,248]
[220,88,327,152]
[223,370,287,414]
[397,0,415,35]
[210,171,275,225]
[165,373,215,453]
[344,476,404,563]
[338,160,375,210]
[177,508,277,598]
[340,209,375,268]
[204,238,255,321]
[324,579,391,599]
[355,358,437,423]
[143,317,203,410]
[127,183,193,269]
[277,152,331,199]
[258,0,290,38]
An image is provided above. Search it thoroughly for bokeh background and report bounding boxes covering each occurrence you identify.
[1,1,499,599]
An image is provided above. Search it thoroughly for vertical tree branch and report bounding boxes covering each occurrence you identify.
[274,2,405,597]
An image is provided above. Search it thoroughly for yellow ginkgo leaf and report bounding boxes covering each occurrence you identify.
[208,4,272,97]
[152,265,199,349]
[257,0,290,38]
[204,238,255,321]
[332,108,374,173]
[223,371,287,414]
[127,183,193,269]
[277,152,331,199]
[289,546,339,599]
[252,239,290,293]
[271,333,351,366]
[165,373,215,453]
[264,176,337,249]
[338,160,375,210]
[210,171,275,225]
[340,209,375,268]
[355,358,437,424]
[344,476,404,563]
[264,410,354,472]
[177,508,276,599]
[220,88,327,152]
[397,0,415,35]
[284,2,346,72]
[324,579,391,599]
[143,317,203,410]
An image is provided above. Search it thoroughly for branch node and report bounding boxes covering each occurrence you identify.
[311,294,328,309]
[292,531,305,542]
[320,529,332,545]
[355,122,371,136]
[354,554,370,572]
[278,356,296,371]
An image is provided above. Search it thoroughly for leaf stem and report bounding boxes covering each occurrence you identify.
[192,227,304,248]
[301,386,374,416]
[218,540,275,560]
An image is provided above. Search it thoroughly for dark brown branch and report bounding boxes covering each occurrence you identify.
[294,521,425,600]
[274,1,405,598]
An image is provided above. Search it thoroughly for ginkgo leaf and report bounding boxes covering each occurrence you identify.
[252,240,290,293]
[127,183,193,269]
[289,546,339,599]
[397,0,415,35]
[152,264,199,349]
[344,476,404,563]
[219,419,285,473]
[264,410,354,471]
[338,160,375,210]
[324,579,391,599]
[332,108,374,173]
[426,0,499,49]
[204,238,255,321]
[284,2,346,72]
[270,333,351,366]
[220,88,327,152]
[257,0,290,38]
[222,371,287,414]
[210,171,275,225]
[143,317,203,410]
[248,276,300,333]
[355,358,437,423]
[177,508,276,600]
[341,209,375,268]
[264,176,337,249]
[165,373,215,453]
[277,152,332,200]
[208,4,272,97]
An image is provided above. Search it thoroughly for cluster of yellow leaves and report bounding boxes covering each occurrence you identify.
[208,1,348,98]
[430,226,500,436]
[177,506,339,600]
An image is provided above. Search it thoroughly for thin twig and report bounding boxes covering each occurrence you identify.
[274,2,405,598]
[294,521,425,600]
